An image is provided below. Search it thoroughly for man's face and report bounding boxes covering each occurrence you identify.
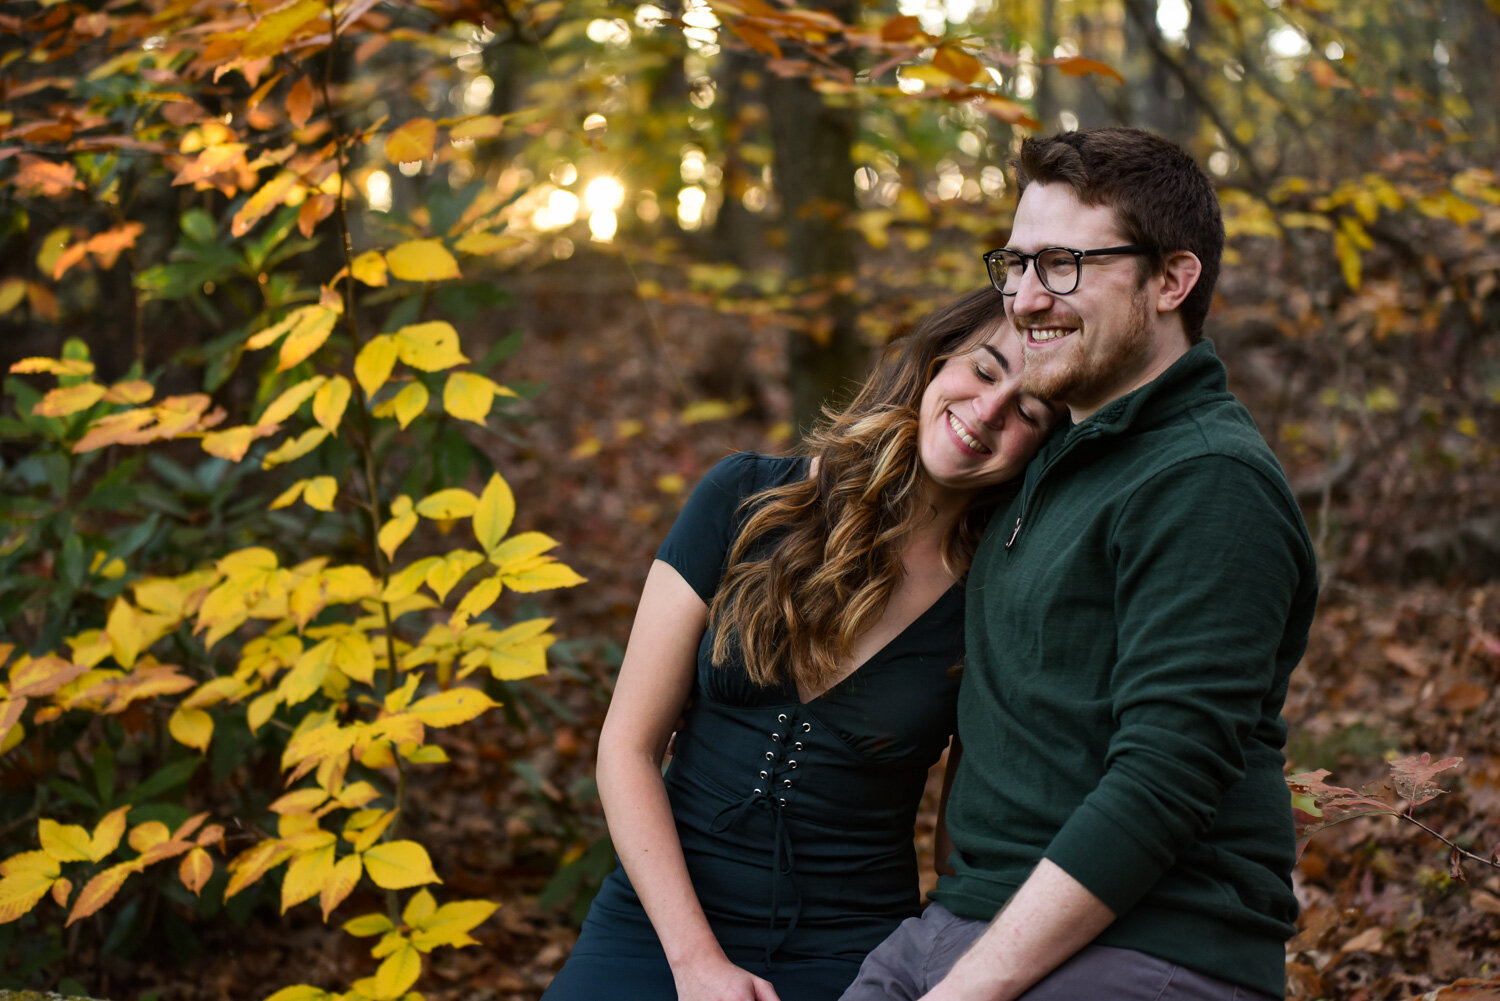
[1004,183,1161,421]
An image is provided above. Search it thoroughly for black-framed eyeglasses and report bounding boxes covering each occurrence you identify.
[983,245,1151,296]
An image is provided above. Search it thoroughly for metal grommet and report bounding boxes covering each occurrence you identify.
[759,770,768,779]
[787,759,797,768]
[765,751,775,760]
[793,741,803,750]
[777,713,788,723]
[753,787,764,795]
[778,797,787,805]
[801,722,812,732]
[771,733,780,741]
[782,779,792,788]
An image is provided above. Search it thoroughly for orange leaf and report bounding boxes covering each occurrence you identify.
[50,241,90,281]
[85,222,145,269]
[1046,55,1124,83]
[286,77,315,128]
[385,118,437,164]
[180,847,214,896]
[66,862,136,925]
[933,45,983,85]
[880,14,923,42]
[232,170,299,237]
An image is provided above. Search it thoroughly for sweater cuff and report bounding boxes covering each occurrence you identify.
[1043,799,1171,915]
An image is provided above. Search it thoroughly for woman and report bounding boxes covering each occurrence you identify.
[543,289,1063,1001]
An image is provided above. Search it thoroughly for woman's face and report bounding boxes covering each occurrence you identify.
[916,320,1060,503]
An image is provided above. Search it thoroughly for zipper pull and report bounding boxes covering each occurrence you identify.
[1005,516,1022,549]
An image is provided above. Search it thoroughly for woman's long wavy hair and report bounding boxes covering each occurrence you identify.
[708,288,1021,693]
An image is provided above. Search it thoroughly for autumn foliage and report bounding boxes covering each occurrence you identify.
[2,1,1499,1000]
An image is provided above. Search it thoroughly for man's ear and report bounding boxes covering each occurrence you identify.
[1155,250,1202,314]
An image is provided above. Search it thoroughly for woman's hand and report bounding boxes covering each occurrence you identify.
[672,954,782,1001]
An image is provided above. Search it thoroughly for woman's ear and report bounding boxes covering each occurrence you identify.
[1155,250,1202,314]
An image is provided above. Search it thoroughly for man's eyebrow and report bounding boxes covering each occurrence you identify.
[981,344,1011,371]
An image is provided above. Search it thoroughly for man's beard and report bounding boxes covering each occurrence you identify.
[1019,286,1154,407]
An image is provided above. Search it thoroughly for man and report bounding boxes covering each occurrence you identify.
[840,127,1319,1001]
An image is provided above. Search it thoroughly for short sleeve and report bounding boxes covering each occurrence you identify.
[654,452,769,603]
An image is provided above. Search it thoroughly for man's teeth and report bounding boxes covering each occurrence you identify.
[1029,328,1071,343]
[948,413,990,453]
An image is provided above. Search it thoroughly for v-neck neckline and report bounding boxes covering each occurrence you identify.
[793,582,961,706]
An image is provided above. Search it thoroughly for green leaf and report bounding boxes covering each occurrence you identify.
[129,758,201,804]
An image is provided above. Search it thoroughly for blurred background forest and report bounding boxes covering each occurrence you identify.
[0,1,1497,1000]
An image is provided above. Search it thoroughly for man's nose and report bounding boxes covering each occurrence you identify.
[1008,264,1055,316]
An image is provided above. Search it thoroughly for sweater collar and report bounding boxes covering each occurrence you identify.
[1060,338,1229,442]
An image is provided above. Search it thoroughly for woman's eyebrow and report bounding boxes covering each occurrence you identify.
[981,344,1011,372]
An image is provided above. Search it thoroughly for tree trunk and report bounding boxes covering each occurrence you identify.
[764,0,865,438]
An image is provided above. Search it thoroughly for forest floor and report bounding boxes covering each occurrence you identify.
[108,267,1500,1001]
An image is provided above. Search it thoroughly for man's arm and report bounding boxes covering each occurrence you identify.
[920,859,1114,1001]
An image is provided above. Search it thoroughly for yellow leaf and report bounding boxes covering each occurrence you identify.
[406,688,496,728]
[280,641,336,706]
[232,169,300,238]
[0,861,58,924]
[269,480,308,511]
[451,575,501,627]
[224,839,291,900]
[362,840,440,890]
[1334,230,1361,290]
[384,117,438,164]
[243,0,327,59]
[374,941,422,998]
[381,556,440,603]
[502,561,586,593]
[38,819,93,863]
[202,424,277,462]
[247,307,313,352]
[416,489,478,520]
[101,379,153,405]
[278,306,339,371]
[394,321,467,371]
[354,335,399,398]
[33,382,105,418]
[67,862,135,925]
[128,821,171,854]
[320,852,362,921]
[260,376,328,426]
[385,381,429,429]
[303,476,338,512]
[490,531,558,567]
[179,846,214,896]
[106,598,147,668]
[343,911,395,937]
[386,240,461,283]
[88,807,129,861]
[472,473,516,554]
[443,371,497,425]
[312,376,351,432]
[680,398,743,424]
[262,427,330,469]
[351,251,388,287]
[411,898,500,950]
[264,986,334,1001]
[346,810,395,854]
[403,888,437,925]
[453,230,526,256]
[281,842,335,913]
[378,507,419,562]
[0,278,27,316]
[247,691,280,734]
[51,876,71,909]
[333,632,376,685]
[9,355,94,377]
[425,551,484,602]
[447,114,510,141]
[168,706,214,752]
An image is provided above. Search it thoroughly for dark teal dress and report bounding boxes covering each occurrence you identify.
[543,453,964,1001]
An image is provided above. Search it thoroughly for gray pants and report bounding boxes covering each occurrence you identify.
[838,903,1280,1001]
